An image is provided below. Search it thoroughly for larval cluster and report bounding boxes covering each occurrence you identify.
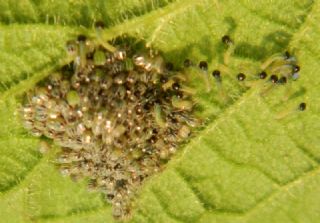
[21,35,198,218]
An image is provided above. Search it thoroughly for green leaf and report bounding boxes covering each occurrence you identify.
[0,0,319,222]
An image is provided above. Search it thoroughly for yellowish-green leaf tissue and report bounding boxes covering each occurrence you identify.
[0,0,319,222]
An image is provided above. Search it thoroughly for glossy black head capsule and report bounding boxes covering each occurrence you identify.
[299,102,306,111]
[160,75,168,84]
[237,73,246,81]
[61,62,74,74]
[143,101,153,110]
[106,194,115,200]
[222,35,233,45]
[284,51,290,59]
[212,70,221,80]
[278,76,287,84]
[148,135,158,144]
[172,82,180,91]
[115,179,127,189]
[183,59,192,68]
[259,71,267,79]
[199,61,208,71]
[270,75,278,83]
[293,65,300,73]
[152,128,158,135]
[94,21,105,29]
[165,62,174,71]
[176,91,183,99]
[86,52,94,60]
[77,35,87,42]
[136,106,143,114]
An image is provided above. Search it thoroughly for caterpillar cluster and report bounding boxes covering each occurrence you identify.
[20,28,304,219]
[215,35,300,84]
[20,34,199,218]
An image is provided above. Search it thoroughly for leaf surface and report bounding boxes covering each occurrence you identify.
[0,0,319,222]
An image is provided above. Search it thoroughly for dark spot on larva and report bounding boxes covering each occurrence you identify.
[299,102,306,111]
[160,75,168,83]
[278,76,287,84]
[165,62,174,71]
[148,135,157,144]
[107,194,115,200]
[115,179,127,189]
[293,65,300,73]
[237,73,246,81]
[114,163,121,170]
[86,52,94,60]
[284,51,290,59]
[77,34,87,42]
[143,101,153,110]
[172,82,180,91]
[222,35,232,45]
[270,74,278,83]
[184,59,192,67]
[176,91,183,99]
[199,61,208,71]
[259,71,267,79]
[94,20,105,29]
[212,70,221,80]
[136,106,143,115]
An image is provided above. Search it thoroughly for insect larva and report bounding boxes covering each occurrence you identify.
[237,73,246,81]
[299,102,306,111]
[171,96,193,111]
[154,103,166,128]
